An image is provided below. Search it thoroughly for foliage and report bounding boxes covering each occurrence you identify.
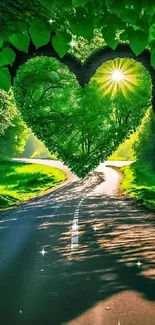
[0,90,16,136]
[132,108,155,168]
[22,130,56,159]
[119,107,155,211]
[0,112,28,159]
[14,56,151,177]
[69,31,106,63]
[108,136,135,161]
[0,91,28,159]
[0,161,67,210]
[120,162,155,211]
[0,1,155,91]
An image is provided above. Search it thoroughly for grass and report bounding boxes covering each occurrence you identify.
[120,161,155,211]
[0,161,67,210]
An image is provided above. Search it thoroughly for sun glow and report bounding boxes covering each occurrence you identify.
[93,58,141,97]
[112,70,124,81]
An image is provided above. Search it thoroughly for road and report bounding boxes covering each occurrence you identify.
[0,159,155,325]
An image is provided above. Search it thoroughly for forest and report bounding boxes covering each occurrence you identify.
[0,0,155,209]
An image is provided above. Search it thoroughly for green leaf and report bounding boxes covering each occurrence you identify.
[105,13,125,30]
[29,19,51,49]
[0,67,11,91]
[108,0,125,15]
[72,0,88,7]
[120,30,128,41]
[2,48,16,66]
[133,16,150,35]
[52,33,71,58]
[148,26,155,45]
[102,27,118,50]
[9,32,30,53]
[119,9,139,24]
[128,28,148,55]
[0,53,7,67]
[0,48,16,67]
[70,18,94,41]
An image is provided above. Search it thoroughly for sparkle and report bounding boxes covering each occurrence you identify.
[93,226,97,231]
[39,248,47,257]
[136,260,142,268]
[48,19,54,24]
[112,70,124,81]
[20,310,22,314]
[69,40,76,48]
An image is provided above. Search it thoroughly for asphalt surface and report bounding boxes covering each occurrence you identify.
[0,159,155,325]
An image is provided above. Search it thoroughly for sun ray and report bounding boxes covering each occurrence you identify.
[93,58,142,97]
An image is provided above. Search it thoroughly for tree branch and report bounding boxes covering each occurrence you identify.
[37,85,64,101]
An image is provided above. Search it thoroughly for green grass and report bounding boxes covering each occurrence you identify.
[120,162,155,211]
[0,161,67,210]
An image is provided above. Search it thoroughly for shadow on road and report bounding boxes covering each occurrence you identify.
[0,173,155,324]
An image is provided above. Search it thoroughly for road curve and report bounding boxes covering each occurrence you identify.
[12,158,133,195]
[0,159,155,325]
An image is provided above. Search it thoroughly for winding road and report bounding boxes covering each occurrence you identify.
[0,159,155,325]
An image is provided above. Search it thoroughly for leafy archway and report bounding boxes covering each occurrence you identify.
[0,0,155,114]
[9,42,155,113]
[0,0,155,176]
[13,55,151,177]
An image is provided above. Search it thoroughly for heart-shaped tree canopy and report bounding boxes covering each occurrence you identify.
[13,56,151,177]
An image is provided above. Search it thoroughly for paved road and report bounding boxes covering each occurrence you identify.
[0,159,155,325]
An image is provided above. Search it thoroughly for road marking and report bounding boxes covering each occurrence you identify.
[71,198,84,251]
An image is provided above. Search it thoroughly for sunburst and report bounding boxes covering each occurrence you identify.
[93,58,142,97]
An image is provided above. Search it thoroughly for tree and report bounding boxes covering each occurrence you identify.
[132,108,155,170]
[0,0,155,93]
[0,90,15,135]
[0,91,28,159]
[22,130,53,159]
[14,56,151,177]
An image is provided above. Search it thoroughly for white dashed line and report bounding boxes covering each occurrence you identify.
[71,197,84,250]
